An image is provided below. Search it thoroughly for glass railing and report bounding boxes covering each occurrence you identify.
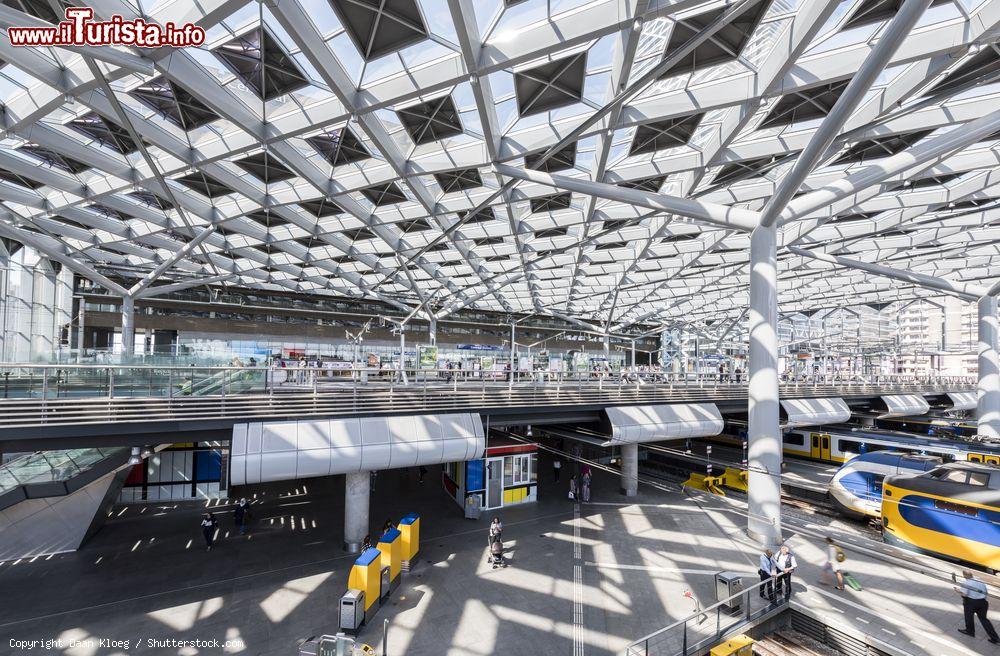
[0,447,128,495]
[625,577,788,656]
[0,364,976,401]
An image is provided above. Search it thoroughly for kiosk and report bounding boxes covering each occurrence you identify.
[398,513,420,571]
[377,528,402,594]
[347,548,383,623]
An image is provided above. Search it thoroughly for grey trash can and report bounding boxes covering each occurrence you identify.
[464,494,482,520]
[339,589,365,633]
[715,571,744,613]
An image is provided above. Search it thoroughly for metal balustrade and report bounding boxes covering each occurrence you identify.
[0,364,974,431]
[624,577,789,656]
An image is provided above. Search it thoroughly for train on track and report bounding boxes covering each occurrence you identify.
[828,451,942,518]
[882,461,1000,573]
[781,425,1000,465]
[876,415,977,438]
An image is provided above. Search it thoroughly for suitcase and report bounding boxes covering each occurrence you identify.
[844,573,862,591]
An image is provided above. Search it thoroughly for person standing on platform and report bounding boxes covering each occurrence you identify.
[553,456,562,482]
[234,498,250,535]
[758,549,776,601]
[569,473,579,501]
[201,512,218,551]
[956,570,1000,643]
[774,545,798,601]
[418,465,428,484]
[489,516,502,545]
[581,468,592,502]
[824,537,845,590]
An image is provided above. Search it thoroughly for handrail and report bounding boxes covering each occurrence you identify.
[625,575,789,656]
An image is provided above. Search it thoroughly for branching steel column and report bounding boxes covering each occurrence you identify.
[788,248,985,300]
[978,296,999,439]
[759,0,933,227]
[748,224,781,545]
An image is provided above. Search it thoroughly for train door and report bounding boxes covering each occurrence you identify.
[820,434,831,461]
[485,457,504,509]
[810,433,821,459]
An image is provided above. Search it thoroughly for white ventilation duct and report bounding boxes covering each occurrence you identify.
[945,391,977,412]
[780,398,851,427]
[602,403,724,446]
[877,394,930,419]
[230,413,485,486]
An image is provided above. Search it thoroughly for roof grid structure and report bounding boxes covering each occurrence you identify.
[514,53,588,117]
[397,95,464,145]
[524,143,578,172]
[329,0,428,62]
[2,0,58,23]
[629,114,703,156]
[130,78,221,131]
[659,1,770,78]
[844,0,951,29]
[67,112,139,155]
[0,0,998,329]
[306,127,370,167]
[19,144,90,174]
[760,80,850,128]
[834,130,933,165]
[215,27,309,101]
[234,153,298,183]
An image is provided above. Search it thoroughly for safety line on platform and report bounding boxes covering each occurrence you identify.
[573,502,584,656]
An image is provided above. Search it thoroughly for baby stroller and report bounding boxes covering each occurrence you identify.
[489,537,505,568]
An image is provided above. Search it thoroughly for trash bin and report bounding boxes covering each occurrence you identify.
[464,494,482,520]
[339,589,365,633]
[715,571,744,613]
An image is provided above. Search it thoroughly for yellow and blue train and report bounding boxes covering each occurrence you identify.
[876,416,977,438]
[781,426,1000,465]
[882,461,1000,573]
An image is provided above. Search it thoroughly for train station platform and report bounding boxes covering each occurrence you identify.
[0,455,993,656]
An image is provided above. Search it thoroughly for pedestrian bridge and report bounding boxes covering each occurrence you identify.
[0,365,975,448]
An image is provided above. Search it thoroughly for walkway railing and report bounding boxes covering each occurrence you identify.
[625,577,788,656]
[0,365,974,431]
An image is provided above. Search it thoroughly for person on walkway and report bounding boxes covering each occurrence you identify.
[956,570,1000,643]
[774,545,798,601]
[758,549,777,601]
[418,465,428,484]
[553,456,562,482]
[489,516,502,545]
[569,473,579,501]
[581,468,592,502]
[234,498,250,535]
[201,512,218,551]
[825,537,845,590]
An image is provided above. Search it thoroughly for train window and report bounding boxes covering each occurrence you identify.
[933,469,969,484]
[967,472,990,487]
[838,439,861,453]
[783,433,804,446]
[933,499,979,516]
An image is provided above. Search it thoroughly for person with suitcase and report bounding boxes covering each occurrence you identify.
[824,537,845,590]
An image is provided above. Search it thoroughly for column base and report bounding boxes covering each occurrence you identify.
[747,526,783,547]
[343,541,362,553]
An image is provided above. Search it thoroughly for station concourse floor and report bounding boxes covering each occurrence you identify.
[0,457,995,656]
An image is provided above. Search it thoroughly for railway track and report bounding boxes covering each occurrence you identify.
[753,631,835,656]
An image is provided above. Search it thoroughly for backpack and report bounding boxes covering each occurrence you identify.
[835,547,846,563]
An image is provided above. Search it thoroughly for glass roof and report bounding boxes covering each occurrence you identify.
[0,0,997,332]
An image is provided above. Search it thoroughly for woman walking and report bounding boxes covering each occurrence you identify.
[825,537,845,590]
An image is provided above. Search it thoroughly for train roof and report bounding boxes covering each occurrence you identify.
[851,451,941,467]
[799,425,1000,453]
[936,460,1000,473]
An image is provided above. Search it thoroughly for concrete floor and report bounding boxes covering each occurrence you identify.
[0,455,995,656]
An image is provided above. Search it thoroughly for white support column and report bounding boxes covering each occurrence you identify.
[398,329,408,385]
[428,317,437,346]
[747,224,782,545]
[659,329,669,367]
[620,443,638,497]
[343,471,370,553]
[121,295,135,359]
[29,259,56,359]
[978,296,999,439]
[509,322,516,384]
[53,264,73,359]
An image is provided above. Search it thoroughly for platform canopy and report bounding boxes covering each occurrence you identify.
[780,398,851,427]
[603,403,724,445]
[876,394,931,419]
[0,1,998,329]
[230,413,484,485]
[944,391,978,411]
